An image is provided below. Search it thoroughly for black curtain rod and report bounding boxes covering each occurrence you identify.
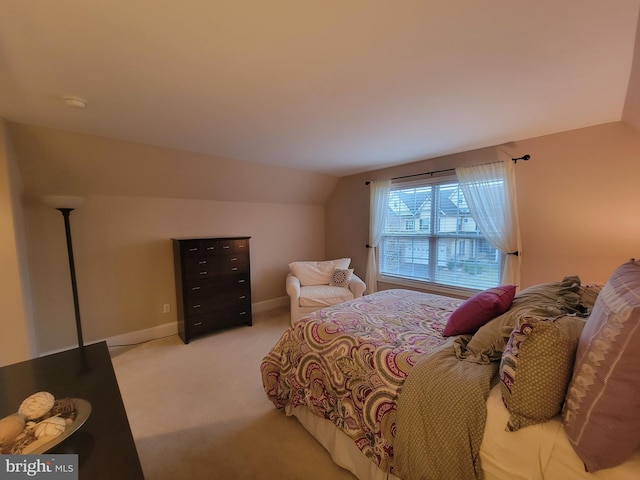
[365,154,530,185]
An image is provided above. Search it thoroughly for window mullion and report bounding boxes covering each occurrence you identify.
[380,177,502,291]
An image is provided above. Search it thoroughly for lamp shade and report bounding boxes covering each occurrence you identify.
[42,195,85,210]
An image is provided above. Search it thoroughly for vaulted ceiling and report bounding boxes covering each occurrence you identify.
[1,1,639,176]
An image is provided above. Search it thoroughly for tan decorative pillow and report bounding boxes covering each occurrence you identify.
[329,268,353,288]
[499,314,585,431]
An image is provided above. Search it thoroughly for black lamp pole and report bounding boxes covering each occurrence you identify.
[57,207,85,354]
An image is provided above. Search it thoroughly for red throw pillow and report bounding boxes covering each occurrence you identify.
[443,285,516,336]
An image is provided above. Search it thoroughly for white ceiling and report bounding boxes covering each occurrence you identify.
[1,1,639,177]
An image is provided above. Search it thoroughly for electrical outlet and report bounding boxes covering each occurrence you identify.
[163,304,171,314]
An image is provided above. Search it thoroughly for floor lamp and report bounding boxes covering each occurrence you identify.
[43,195,87,360]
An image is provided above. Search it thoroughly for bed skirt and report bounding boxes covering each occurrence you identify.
[287,386,640,480]
[287,403,401,480]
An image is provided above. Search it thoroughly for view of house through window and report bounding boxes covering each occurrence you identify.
[379,178,502,291]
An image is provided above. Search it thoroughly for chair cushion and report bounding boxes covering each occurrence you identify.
[299,285,355,307]
[289,258,351,286]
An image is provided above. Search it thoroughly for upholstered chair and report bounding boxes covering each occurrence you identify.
[286,258,366,326]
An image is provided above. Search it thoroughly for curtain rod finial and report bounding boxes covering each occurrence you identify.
[512,154,531,163]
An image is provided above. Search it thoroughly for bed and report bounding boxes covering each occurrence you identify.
[261,267,640,480]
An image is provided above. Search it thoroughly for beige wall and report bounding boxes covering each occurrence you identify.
[5,115,640,355]
[0,121,37,365]
[623,9,640,132]
[8,123,338,205]
[7,124,334,355]
[24,195,325,352]
[327,121,640,291]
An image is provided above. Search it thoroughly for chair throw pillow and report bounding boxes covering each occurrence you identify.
[563,259,640,472]
[499,314,585,431]
[443,285,516,336]
[329,268,353,288]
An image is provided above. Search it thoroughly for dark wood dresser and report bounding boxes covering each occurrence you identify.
[172,236,252,343]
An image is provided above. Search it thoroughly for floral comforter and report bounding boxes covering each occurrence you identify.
[260,289,462,473]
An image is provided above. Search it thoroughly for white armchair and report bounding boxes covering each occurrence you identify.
[286,258,366,326]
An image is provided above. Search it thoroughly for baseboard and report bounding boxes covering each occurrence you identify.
[252,295,288,313]
[105,296,288,346]
[105,321,178,347]
[40,297,291,355]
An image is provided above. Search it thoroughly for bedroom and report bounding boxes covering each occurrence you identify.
[1,1,640,478]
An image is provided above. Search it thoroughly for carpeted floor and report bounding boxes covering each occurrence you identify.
[110,308,357,480]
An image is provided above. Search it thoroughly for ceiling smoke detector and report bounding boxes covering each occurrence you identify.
[64,96,87,108]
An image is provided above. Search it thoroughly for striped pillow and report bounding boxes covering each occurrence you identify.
[563,259,640,472]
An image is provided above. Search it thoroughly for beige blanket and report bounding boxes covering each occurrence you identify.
[394,338,498,480]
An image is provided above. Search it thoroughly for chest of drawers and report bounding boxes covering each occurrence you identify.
[172,236,252,343]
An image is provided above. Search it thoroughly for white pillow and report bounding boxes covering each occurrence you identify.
[289,258,351,286]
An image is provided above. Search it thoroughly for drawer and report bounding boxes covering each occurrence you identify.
[217,239,249,254]
[181,239,218,257]
[187,305,252,335]
[184,254,249,278]
[185,289,251,312]
[218,305,253,327]
[218,240,234,254]
[184,273,250,295]
[184,266,217,280]
[181,240,203,257]
[233,239,249,253]
[217,253,249,272]
[210,288,251,308]
[183,256,214,270]
[188,314,214,335]
[185,285,251,313]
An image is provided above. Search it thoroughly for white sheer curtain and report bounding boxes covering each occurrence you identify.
[365,179,391,294]
[455,159,521,286]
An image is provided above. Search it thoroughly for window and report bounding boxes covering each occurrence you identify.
[379,177,502,291]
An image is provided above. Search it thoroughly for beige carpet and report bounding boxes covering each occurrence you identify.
[110,308,357,480]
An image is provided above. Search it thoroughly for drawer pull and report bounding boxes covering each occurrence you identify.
[189,247,198,252]
[239,295,246,300]
[206,246,215,250]
[239,311,247,316]
[200,271,208,275]
[238,279,246,283]
[223,245,230,249]
[194,321,203,326]
[231,267,238,271]
[198,260,207,265]
[193,304,202,309]
[191,286,201,291]
[230,257,238,262]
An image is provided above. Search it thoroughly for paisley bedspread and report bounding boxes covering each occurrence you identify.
[260,289,462,473]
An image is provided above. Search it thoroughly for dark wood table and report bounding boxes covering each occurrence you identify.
[0,341,145,479]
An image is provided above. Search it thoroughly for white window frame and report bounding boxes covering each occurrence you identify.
[377,175,503,296]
